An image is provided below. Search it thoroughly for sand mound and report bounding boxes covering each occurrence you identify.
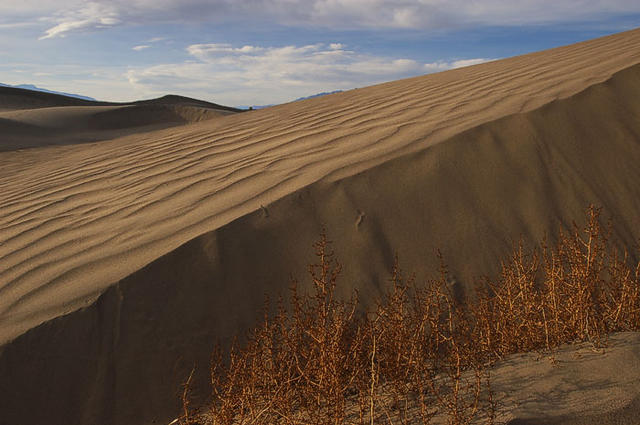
[1,29,640,425]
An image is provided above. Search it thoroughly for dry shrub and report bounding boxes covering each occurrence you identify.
[178,366,200,425]
[178,206,640,425]
[473,205,640,358]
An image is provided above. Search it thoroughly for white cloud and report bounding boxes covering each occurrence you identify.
[124,41,493,106]
[187,44,266,58]
[38,2,120,40]
[132,45,150,51]
[419,58,494,73]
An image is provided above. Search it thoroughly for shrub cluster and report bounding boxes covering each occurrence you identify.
[179,206,640,425]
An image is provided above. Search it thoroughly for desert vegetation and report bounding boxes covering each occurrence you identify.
[178,206,640,425]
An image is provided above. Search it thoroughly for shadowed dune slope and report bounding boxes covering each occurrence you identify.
[1,29,639,349]
[1,44,640,425]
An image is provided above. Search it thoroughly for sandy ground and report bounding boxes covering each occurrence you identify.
[1,28,640,425]
[490,332,640,424]
[160,332,640,425]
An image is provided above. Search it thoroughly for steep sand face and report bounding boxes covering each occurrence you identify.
[2,55,640,424]
[1,29,640,350]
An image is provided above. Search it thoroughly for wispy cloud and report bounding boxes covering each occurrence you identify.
[125,41,492,105]
[131,36,165,51]
[38,2,120,40]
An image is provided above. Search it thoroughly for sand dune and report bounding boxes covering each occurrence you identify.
[1,28,640,425]
[0,89,241,150]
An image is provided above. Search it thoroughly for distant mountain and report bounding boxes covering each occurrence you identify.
[0,83,96,101]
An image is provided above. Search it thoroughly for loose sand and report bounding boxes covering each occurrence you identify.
[1,28,640,425]
[492,332,640,425]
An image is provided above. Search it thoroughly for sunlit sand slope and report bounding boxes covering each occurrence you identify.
[1,29,639,348]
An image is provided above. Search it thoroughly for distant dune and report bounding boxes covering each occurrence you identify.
[0,87,242,150]
[1,29,640,425]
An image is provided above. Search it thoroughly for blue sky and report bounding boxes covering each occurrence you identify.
[1,1,638,107]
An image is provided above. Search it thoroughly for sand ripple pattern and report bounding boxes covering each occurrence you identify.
[1,29,640,344]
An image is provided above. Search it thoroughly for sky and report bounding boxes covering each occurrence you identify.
[0,1,639,107]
